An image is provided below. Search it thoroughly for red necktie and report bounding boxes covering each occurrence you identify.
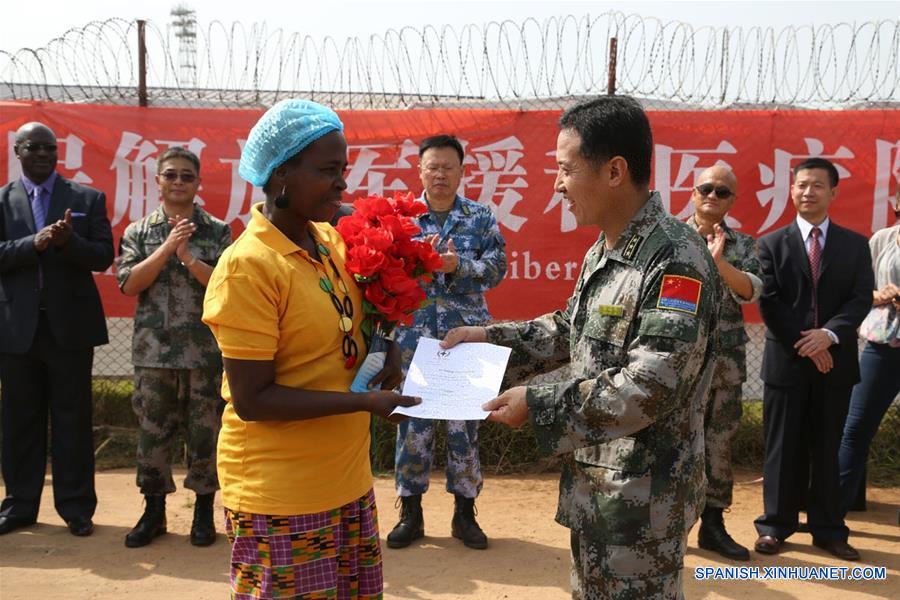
[808,227,822,281]
[809,227,822,326]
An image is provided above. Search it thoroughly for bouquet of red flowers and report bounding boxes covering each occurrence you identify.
[336,192,442,341]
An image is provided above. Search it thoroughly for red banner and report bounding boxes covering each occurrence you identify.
[2,101,898,322]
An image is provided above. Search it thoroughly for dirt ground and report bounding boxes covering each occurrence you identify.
[1,468,897,599]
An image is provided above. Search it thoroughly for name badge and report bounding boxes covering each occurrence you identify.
[598,304,625,317]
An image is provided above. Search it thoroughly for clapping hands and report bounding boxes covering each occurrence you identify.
[33,209,74,251]
[165,215,197,263]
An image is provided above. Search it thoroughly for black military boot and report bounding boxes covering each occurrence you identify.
[451,494,487,549]
[386,495,424,549]
[190,493,217,546]
[124,494,167,548]
[698,506,749,560]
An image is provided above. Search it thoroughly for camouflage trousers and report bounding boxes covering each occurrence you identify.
[132,366,223,495]
[395,417,482,498]
[703,384,743,508]
[570,531,686,600]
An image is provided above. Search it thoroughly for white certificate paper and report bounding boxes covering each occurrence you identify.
[393,337,512,420]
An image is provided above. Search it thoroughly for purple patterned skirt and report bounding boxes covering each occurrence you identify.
[224,489,383,599]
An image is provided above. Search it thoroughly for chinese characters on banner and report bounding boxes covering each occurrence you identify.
[2,101,898,321]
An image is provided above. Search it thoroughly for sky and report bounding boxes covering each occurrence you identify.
[1,0,898,53]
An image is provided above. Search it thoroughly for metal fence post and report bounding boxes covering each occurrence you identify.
[137,20,148,107]
[607,37,618,95]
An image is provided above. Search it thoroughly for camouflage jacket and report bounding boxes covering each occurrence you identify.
[687,216,762,386]
[487,193,720,545]
[116,204,232,369]
[395,194,507,360]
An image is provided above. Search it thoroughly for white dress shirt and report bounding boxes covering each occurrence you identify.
[795,215,838,344]
[796,215,830,254]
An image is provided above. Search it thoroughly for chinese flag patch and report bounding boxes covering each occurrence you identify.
[657,274,702,315]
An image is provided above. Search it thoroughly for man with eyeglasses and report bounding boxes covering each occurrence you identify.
[686,166,762,560]
[115,146,232,548]
[0,122,114,537]
[387,134,507,550]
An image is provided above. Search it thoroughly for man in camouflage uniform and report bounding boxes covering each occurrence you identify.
[115,147,231,548]
[687,166,762,560]
[387,135,507,550]
[443,96,719,598]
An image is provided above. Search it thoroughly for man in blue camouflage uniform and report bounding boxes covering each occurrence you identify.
[115,147,232,548]
[387,135,507,550]
[687,166,762,561]
[443,96,720,598]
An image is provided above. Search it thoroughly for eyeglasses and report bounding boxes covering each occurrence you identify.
[421,165,460,175]
[159,171,197,183]
[695,183,733,199]
[21,142,57,153]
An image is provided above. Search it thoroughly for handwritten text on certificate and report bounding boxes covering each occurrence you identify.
[393,337,512,420]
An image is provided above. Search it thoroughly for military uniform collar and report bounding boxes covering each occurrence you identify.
[604,191,665,265]
[719,219,737,243]
[686,213,737,243]
[417,193,465,217]
[147,202,212,227]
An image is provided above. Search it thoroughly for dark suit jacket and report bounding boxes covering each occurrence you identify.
[0,176,114,353]
[758,219,874,387]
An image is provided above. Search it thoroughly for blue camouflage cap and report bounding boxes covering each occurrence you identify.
[239,99,344,187]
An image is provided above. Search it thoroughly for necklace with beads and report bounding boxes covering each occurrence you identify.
[309,235,359,369]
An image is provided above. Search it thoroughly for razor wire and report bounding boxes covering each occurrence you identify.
[1,12,898,108]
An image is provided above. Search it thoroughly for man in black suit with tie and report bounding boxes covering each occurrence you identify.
[753,157,873,560]
[0,122,114,536]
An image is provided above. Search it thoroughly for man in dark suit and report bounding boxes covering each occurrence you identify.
[754,157,873,560]
[0,122,114,536]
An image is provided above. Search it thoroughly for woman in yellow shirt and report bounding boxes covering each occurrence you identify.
[203,99,419,600]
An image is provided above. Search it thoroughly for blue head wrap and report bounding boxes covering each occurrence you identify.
[239,99,344,188]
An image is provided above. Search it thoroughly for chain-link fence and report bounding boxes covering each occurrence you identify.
[95,320,775,396]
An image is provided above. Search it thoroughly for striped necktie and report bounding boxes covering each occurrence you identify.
[808,227,822,326]
[32,186,47,230]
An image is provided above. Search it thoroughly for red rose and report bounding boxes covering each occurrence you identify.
[390,240,424,274]
[346,245,386,278]
[335,212,367,240]
[378,214,421,240]
[417,241,443,273]
[354,195,394,221]
[360,226,394,252]
[364,281,398,318]
[391,192,427,218]
[339,193,443,333]
[379,265,420,297]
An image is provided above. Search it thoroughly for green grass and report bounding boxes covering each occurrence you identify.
[732,400,900,487]
[93,378,137,428]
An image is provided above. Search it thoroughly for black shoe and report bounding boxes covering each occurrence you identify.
[0,515,37,535]
[451,494,488,550]
[125,494,167,548]
[67,516,94,537]
[698,506,749,560]
[190,493,216,547]
[754,535,783,555]
[813,538,860,561]
[386,495,424,549]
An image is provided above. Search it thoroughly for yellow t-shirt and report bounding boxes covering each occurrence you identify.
[202,203,371,515]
